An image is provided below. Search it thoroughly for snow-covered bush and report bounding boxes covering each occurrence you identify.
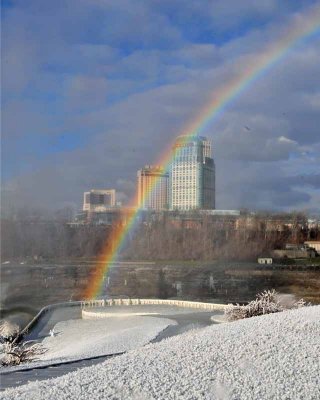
[224,304,249,321]
[225,290,307,322]
[1,341,47,367]
[0,320,20,343]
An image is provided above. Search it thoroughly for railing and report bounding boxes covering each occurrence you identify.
[15,298,226,342]
[15,300,83,343]
[81,298,226,319]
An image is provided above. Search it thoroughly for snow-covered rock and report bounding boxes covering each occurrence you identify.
[1,306,319,400]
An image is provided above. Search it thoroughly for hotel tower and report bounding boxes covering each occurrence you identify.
[137,165,169,210]
[170,135,215,210]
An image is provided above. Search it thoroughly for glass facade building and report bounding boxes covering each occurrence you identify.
[170,136,215,210]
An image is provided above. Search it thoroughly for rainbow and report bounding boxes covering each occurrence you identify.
[84,5,320,299]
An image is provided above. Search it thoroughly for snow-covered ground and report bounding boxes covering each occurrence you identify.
[2,305,319,399]
[41,316,176,361]
[1,316,176,371]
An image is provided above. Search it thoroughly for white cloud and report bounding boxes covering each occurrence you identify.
[277,136,297,145]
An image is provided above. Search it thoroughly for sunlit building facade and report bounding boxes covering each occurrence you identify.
[170,135,215,210]
[137,165,169,210]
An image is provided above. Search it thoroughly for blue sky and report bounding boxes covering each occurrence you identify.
[1,0,320,213]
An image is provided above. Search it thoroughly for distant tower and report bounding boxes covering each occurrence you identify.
[137,165,169,210]
[170,135,215,210]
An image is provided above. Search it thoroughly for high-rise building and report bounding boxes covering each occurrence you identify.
[137,165,169,210]
[170,135,215,210]
[83,189,116,212]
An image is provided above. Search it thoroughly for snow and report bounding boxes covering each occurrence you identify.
[40,316,176,361]
[1,316,176,371]
[1,306,319,400]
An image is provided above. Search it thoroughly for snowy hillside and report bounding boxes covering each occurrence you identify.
[2,306,319,400]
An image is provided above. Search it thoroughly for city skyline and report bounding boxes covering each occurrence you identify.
[136,135,216,211]
[1,1,320,214]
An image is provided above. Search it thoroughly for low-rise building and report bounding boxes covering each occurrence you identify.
[304,241,320,254]
[258,258,273,265]
[83,189,116,212]
[272,248,317,259]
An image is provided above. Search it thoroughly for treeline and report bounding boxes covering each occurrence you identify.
[123,225,275,262]
[123,214,319,261]
[1,213,319,261]
[1,220,111,259]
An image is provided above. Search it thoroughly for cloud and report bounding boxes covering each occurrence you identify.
[212,112,298,162]
[277,136,296,144]
[288,174,320,189]
[216,160,315,210]
[1,0,320,213]
[64,75,108,111]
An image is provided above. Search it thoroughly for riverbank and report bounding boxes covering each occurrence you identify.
[1,260,319,329]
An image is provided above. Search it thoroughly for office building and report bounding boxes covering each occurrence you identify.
[83,189,116,212]
[170,135,215,210]
[137,165,169,210]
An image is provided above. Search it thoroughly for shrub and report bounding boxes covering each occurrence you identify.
[225,289,307,322]
[0,320,20,343]
[1,341,47,367]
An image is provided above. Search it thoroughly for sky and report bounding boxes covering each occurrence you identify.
[1,0,320,215]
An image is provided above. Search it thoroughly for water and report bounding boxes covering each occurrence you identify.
[1,260,319,328]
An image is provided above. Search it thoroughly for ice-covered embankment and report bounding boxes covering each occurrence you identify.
[2,306,320,400]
